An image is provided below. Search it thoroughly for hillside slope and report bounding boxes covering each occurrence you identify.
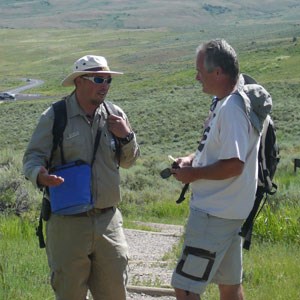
[0,0,299,29]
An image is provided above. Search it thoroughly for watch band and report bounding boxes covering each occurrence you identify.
[119,131,134,145]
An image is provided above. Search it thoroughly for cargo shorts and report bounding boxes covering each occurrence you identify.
[46,207,128,300]
[171,208,244,295]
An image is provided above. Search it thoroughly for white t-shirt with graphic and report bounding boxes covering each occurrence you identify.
[191,94,260,219]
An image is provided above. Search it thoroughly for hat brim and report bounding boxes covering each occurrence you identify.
[61,70,123,87]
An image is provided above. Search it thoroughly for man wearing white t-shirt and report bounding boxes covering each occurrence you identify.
[171,39,260,300]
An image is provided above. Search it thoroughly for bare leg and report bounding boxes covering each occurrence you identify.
[219,284,244,300]
[174,288,201,300]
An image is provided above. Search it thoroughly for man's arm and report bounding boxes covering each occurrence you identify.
[107,111,140,169]
[172,158,244,184]
[23,108,62,188]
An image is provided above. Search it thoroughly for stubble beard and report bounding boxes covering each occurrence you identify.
[90,95,105,107]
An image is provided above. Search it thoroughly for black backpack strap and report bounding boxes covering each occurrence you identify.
[242,222,254,251]
[176,183,189,204]
[49,99,68,167]
[37,99,68,249]
[103,101,121,164]
[36,211,46,248]
[91,128,102,166]
[240,188,267,250]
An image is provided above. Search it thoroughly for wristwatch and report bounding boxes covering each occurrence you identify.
[119,131,134,145]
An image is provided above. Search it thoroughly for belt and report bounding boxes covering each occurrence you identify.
[68,207,114,217]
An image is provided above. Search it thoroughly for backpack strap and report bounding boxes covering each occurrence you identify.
[36,211,46,248]
[91,128,102,166]
[50,98,107,167]
[103,101,121,164]
[37,99,68,249]
[176,183,189,204]
[49,99,68,167]
[240,187,268,250]
[258,115,277,194]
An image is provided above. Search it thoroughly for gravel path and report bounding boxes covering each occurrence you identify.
[125,222,184,300]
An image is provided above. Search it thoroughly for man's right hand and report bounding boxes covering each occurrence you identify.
[175,154,195,168]
[37,166,64,187]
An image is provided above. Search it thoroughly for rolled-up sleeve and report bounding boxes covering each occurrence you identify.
[113,105,140,169]
[119,133,140,169]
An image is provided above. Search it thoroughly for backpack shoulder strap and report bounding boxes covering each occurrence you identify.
[49,99,68,167]
[103,101,121,164]
[103,100,120,116]
[258,115,279,194]
[37,99,67,249]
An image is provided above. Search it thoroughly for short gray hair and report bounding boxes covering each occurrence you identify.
[196,39,239,82]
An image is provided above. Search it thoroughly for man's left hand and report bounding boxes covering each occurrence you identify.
[107,114,130,138]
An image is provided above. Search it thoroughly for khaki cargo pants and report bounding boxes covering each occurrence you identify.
[46,207,128,300]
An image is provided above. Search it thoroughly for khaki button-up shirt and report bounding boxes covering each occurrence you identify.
[23,93,140,208]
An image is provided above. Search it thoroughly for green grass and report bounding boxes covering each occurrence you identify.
[0,216,51,300]
[200,243,300,300]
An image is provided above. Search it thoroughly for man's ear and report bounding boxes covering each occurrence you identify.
[74,76,81,87]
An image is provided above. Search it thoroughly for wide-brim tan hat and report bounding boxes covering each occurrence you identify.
[61,55,123,86]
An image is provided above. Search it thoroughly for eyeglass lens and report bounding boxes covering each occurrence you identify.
[94,77,112,84]
[83,76,112,84]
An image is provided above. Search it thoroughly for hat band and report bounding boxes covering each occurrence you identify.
[84,66,110,71]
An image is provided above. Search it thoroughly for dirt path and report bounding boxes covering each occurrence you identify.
[125,222,184,299]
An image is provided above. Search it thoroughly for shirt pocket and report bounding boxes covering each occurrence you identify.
[62,129,90,161]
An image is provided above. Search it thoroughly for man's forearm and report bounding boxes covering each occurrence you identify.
[173,158,244,184]
[192,158,244,180]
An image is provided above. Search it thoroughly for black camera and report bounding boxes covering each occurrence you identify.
[160,161,180,179]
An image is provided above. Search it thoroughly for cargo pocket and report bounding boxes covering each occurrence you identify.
[176,246,216,282]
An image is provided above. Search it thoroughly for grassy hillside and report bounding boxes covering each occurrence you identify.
[1,24,300,151]
[0,24,299,224]
[0,0,299,29]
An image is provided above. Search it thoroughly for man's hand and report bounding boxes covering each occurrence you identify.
[107,114,130,138]
[169,154,195,184]
[172,167,196,184]
[37,166,64,187]
[174,155,194,168]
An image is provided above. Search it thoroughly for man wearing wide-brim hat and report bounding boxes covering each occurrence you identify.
[23,54,140,300]
[61,55,124,86]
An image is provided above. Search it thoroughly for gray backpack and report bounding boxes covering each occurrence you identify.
[237,74,280,250]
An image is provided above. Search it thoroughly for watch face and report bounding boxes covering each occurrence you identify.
[128,132,134,141]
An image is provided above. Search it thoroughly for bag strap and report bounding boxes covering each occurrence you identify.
[37,99,68,249]
[49,99,68,167]
[91,128,102,166]
[103,101,121,164]
[49,98,106,167]
[240,189,267,250]
[36,211,46,248]
[176,183,189,204]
